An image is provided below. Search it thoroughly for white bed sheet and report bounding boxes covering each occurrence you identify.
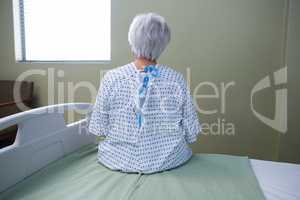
[251,159,300,200]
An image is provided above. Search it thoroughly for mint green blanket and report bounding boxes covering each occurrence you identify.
[0,144,265,200]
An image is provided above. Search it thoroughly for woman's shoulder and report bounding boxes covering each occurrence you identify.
[157,64,187,85]
[101,63,135,83]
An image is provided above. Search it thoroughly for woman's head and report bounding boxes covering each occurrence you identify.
[128,13,171,61]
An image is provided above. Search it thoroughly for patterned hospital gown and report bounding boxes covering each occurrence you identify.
[88,63,201,174]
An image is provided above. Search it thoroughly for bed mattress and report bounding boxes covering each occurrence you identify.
[0,144,299,200]
[251,159,300,200]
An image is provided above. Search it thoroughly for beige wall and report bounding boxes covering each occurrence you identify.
[278,0,300,163]
[0,0,298,162]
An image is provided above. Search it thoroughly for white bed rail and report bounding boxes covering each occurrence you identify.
[0,103,96,193]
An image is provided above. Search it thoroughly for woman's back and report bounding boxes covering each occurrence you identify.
[88,63,201,173]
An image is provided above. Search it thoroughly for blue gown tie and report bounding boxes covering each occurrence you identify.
[136,65,159,128]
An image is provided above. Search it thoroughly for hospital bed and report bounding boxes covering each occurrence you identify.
[0,103,299,200]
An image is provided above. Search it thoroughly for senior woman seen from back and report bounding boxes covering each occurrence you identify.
[88,13,201,174]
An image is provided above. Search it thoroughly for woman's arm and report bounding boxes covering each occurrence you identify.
[181,79,202,144]
[88,72,113,136]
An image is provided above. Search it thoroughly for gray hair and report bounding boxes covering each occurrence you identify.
[128,13,171,61]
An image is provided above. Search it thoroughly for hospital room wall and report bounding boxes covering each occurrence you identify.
[278,0,300,163]
[0,0,298,162]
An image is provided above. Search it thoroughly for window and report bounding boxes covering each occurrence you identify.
[13,0,110,62]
